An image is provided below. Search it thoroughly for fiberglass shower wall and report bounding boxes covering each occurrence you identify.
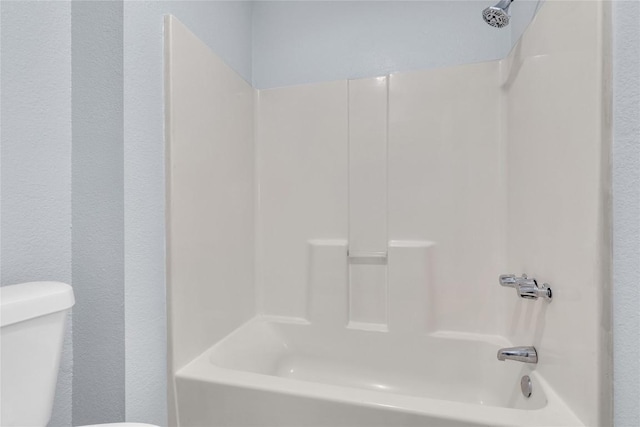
[164,15,256,426]
[256,65,507,334]
[166,0,611,425]
[502,1,612,425]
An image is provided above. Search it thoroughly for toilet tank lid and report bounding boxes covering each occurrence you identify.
[1,282,75,327]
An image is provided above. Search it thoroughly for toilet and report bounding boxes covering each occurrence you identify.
[0,281,158,427]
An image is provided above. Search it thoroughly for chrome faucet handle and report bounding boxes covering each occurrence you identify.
[498,273,552,301]
[499,274,518,287]
[517,279,552,301]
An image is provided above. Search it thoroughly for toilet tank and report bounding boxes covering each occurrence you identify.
[0,282,75,427]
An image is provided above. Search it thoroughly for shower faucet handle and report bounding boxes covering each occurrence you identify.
[498,274,518,287]
[499,274,552,301]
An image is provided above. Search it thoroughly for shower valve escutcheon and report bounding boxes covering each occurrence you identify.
[499,274,552,301]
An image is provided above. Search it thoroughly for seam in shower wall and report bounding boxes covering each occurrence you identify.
[249,3,261,319]
[347,76,389,327]
[253,87,264,317]
[508,0,545,54]
[250,1,259,319]
[598,1,614,424]
[163,15,180,427]
[497,57,510,340]
[384,74,390,327]
[250,4,262,320]
[346,79,352,325]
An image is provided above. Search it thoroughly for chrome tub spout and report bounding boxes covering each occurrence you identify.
[497,346,538,364]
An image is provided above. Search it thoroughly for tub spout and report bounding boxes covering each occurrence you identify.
[497,346,538,364]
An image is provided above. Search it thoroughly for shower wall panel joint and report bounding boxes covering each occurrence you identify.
[347,76,389,327]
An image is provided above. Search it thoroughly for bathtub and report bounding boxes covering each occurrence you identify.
[174,317,582,426]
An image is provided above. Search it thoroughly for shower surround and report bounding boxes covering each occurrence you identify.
[165,1,611,426]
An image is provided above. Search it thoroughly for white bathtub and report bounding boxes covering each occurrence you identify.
[175,317,583,426]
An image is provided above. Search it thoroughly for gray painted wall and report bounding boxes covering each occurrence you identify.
[250,0,552,90]
[0,2,73,426]
[1,2,126,425]
[251,1,511,89]
[612,1,640,425]
[71,1,125,425]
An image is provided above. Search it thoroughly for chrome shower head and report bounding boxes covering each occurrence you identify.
[482,0,514,28]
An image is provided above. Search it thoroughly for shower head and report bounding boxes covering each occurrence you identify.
[482,0,514,28]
